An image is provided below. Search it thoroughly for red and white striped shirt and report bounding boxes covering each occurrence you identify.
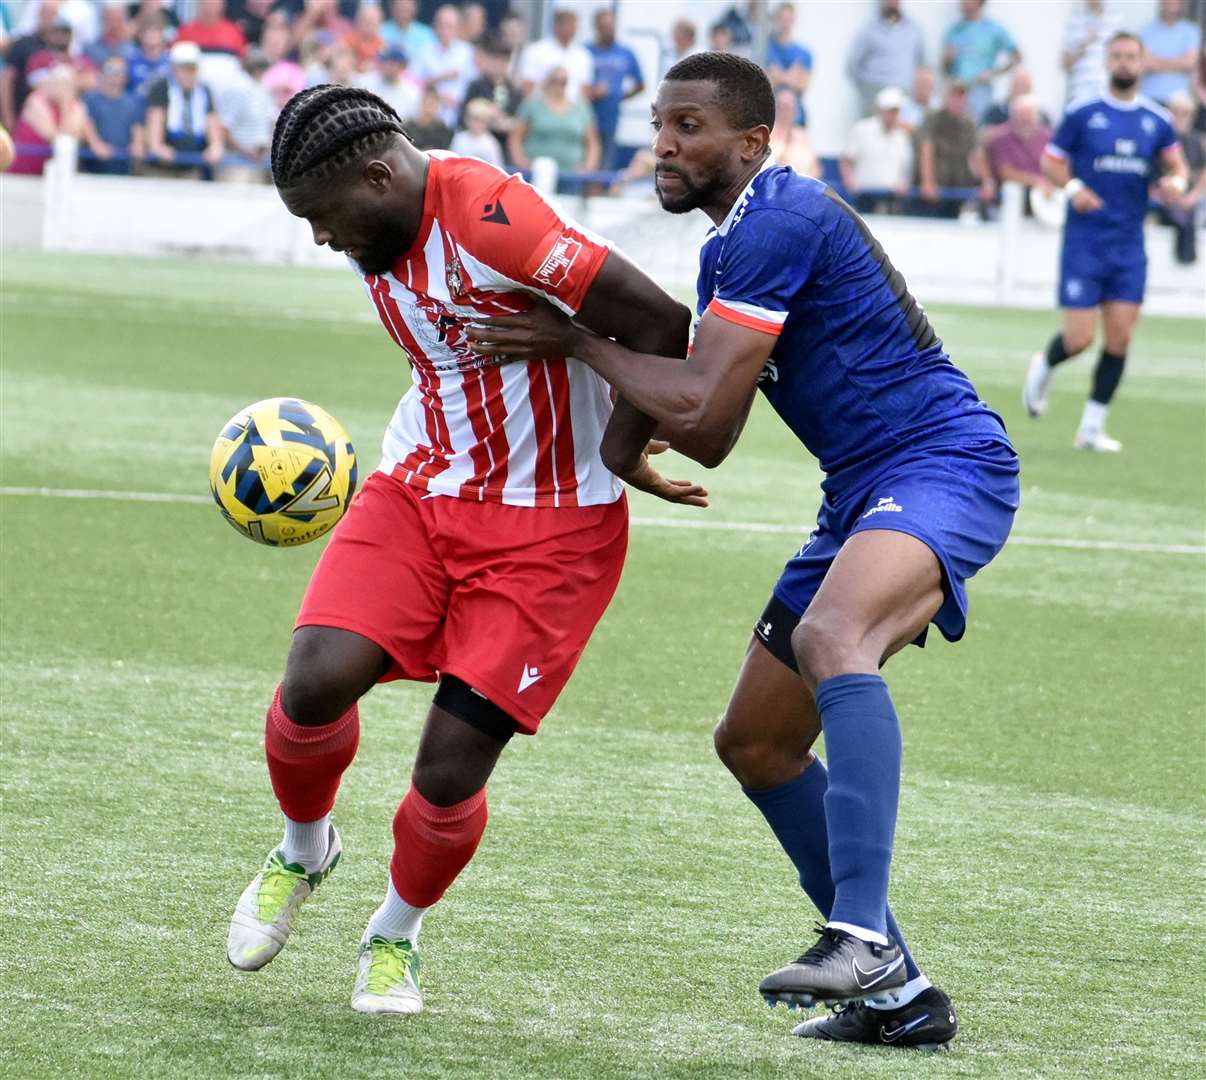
[359,152,621,508]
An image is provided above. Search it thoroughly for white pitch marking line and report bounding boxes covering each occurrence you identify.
[1,486,1202,557]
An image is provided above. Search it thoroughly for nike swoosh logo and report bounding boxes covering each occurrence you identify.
[880,1014,928,1042]
[851,953,905,990]
[241,943,272,959]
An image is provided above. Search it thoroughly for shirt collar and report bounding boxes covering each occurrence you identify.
[1103,90,1140,110]
[713,156,776,238]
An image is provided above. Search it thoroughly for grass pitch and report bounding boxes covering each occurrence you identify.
[2,251,1203,1080]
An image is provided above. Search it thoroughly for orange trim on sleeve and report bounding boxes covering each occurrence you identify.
[706,297,784,336]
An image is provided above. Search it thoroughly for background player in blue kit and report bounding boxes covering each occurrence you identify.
[469,52,1019,1053]
[1024,32,1188,453]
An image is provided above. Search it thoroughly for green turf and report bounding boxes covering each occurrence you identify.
[2,250,1203,1080]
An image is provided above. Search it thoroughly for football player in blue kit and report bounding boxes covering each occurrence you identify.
[1024,31,1188,452]
[467,52,1019,1052]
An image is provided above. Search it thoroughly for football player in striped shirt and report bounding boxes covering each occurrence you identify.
[225,85,706,1016]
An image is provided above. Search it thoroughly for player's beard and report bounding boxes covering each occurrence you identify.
[654,166,724,214]
[354,215,412,276]
[1109,73,1138,92]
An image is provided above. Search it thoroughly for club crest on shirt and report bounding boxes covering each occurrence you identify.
[445,250,467,301]
[1141,115,1156,135]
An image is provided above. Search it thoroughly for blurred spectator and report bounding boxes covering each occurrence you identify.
[230,0,273,46]
[85,3,138,70]
[942,0,1020,122]
[176,0,247,59]
[407,85,452,149]
[498,10,527,60]
[82,54,144,174]
[0,123,15,172]
[260,20,304,100]
[177,0,247,95]
[662,19,698,75]
[413,5,474,125]
[916,79,993,217]
[981,69,1051,128]
[715,0,758,59]
[587,9,643,171]
[450,96,503,166]
[841,85,912,212]
[382,0,435,59]
[129,19,171,94]
[460,32,520,153]
[768,85,818,176]
[984,93,1052,200]
[518,7,593,102]
[765,3,812,125]
[846,0,926,117]
[1159,90,1205,263]
[13,0,98,50]
[324,44,358,87]
[1139,0,1200,105]
[291,0,352,54]
[709,22,734,54]
[459,3,486,47]
[25,21,99,95]
[356,44,421,120]
[216,46,272,179]
[126,0,178,35]
[898,65,936,131]
[342,4,385,73]
[1,0,64,130]
[9,63,86,175]
[301,31,338,87]
[509,66,598,177]
[143,40,224,178]
[1061,0,1120,104]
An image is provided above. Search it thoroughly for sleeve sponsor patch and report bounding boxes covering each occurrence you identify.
[533,234,583,289]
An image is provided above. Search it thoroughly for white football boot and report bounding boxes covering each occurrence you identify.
[351,933,424,1015]
[1073,428,1122,452]
[1023,351,1052,418]
[227,825,341,971]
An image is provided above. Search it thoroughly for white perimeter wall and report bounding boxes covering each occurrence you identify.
[3,169,1203,316]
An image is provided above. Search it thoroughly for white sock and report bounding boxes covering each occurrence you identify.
[827,920,890,947]
[1079,399,1108,433]
[866,973,933,1010]
[280,813,331,872]
[365,879,428,945]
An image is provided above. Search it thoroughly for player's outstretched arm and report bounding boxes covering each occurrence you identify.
[469,304,775,469]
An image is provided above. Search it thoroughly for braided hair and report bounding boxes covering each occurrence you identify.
[271,84,410,190]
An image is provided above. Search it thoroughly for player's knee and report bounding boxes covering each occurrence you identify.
[790,614,859,687]
[1063,329,1094,355]
[280,629,371,726]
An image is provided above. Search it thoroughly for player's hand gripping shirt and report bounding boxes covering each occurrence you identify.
[1046,93,1178,240]
[698,163,1009,492]
[357,152,619,507]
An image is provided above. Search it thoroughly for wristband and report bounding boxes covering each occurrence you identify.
[1064,178,1085,197]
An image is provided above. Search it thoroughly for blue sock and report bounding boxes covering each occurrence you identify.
[816,672,902,938]
[743,756,921,981]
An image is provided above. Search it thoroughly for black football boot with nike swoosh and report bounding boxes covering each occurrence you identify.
[791,985,957,1052]
[759,925,907,1009]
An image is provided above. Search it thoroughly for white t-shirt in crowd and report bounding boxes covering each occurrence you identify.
[449,129,504,168]
[356,69,423,122]
[842,116,914,191]
[517,38,594,102]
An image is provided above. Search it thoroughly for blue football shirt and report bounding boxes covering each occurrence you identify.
[697,163,1008,490]
[1048,94,1178,240]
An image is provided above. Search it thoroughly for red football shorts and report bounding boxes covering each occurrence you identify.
[295,468,628,733]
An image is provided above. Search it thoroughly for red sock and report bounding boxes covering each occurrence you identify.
[264,684,360,822]
[389,784,488,908]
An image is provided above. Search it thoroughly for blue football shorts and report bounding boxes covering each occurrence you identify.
[755,439,1020,669]
[1058,233,1147,308]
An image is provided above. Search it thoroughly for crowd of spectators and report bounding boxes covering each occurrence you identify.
[0,0,1202,256]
